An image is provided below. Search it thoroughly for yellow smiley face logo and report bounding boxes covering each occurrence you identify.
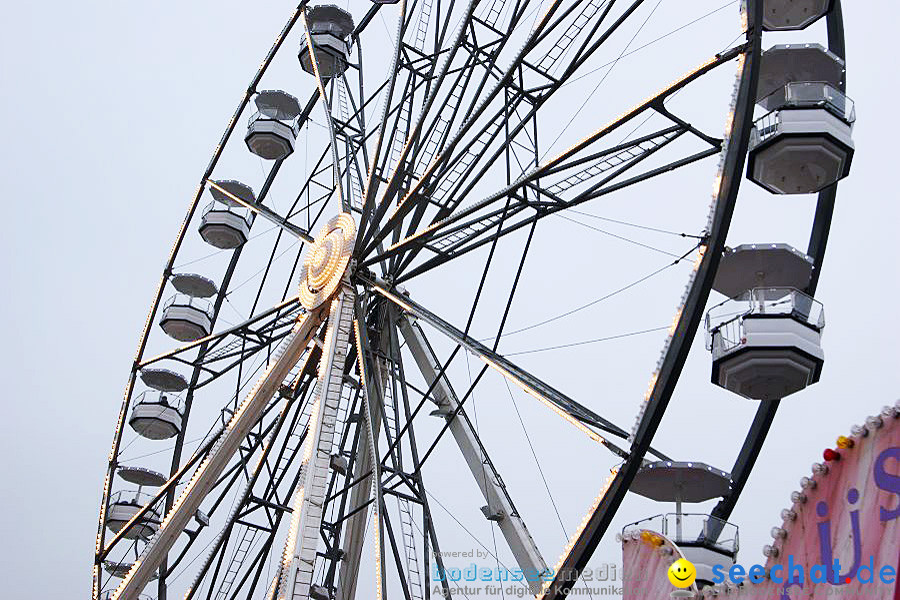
[667,558,696,588]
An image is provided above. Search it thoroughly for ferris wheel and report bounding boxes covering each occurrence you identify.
[93,1,854,599]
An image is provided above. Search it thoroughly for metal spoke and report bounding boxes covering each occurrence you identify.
[399,315,549,592]
[368,280,672,462]
[112,307,328,600]
[538,4,762,596]
[207,180,315,243]
[360,44,745,277]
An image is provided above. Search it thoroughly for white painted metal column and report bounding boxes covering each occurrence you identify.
[336,308,385,600]
[113,307,327,600]
[280,286,355,600]
[398,315,549,592]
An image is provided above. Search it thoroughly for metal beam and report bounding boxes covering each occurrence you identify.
[399,315,548,592]
[207,180,314,243]
[368,283,660,461]
[280,287,356,600]
[361,44,744,275]
[111,305,327,600]
[538,2,764,596]
[335,298,385,600]
[710,0,846,531]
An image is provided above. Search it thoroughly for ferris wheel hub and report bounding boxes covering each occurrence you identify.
[298,213,355,310]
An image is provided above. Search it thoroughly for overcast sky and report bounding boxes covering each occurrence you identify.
[1,2,898,599]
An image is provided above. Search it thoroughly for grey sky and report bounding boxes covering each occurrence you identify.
[1,1,897,599]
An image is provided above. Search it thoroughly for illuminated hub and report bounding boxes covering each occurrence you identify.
[244,90,301,160]
[199,180,256,249]
[748,45,854,194]
[707,245,824,400]
[299,5,354,78]
[762,0,833,31]
[159,273,218,342]
[298,213,355,310]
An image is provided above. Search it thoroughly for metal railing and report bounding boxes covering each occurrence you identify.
[133,390,185,414]
[162,293,214,318]
[623,513,739,555]
[248,111,301,137]
[706,287,825,350]
[762,81,856,123]
[750,110,781,147]
[109,490,161,514]
[202,200,255,227]
[753,82,855,147]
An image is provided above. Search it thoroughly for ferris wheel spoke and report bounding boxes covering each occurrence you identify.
[365,122,688,275]
[367,42,744,277]
[368,282,666,461]
[207,180,315,244]
[278,286,356,600]
[138,297,302,371]
[359,0,523,249]
[398,314,550,592]
[401,146,719,283]
[335,299,391,600]
[112,307,328,600]
[344,293,458,600]
[183,368,322,600]
[300,9,357,214]
[358,0,654,257]
[100,431,224,561]
[540,5,763,597]
[102,371,307,600]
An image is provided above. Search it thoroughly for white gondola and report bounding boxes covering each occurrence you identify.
[129,391,184,440]
[159,293,214,342]
[762,0,832,31]
[245,90,302,160]
[159,274,217,341]
[299,5,354,78]
[748,44,854,194]
[628,462,738,585]
[105,490,162,540]
[199,201,255,249]
[200,180,257,249]
[708,244,824,400]
[106,468,166,540]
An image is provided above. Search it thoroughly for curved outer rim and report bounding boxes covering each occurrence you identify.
[541,1,766,597]
[708,0,846,530]
[92,4,312,599]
